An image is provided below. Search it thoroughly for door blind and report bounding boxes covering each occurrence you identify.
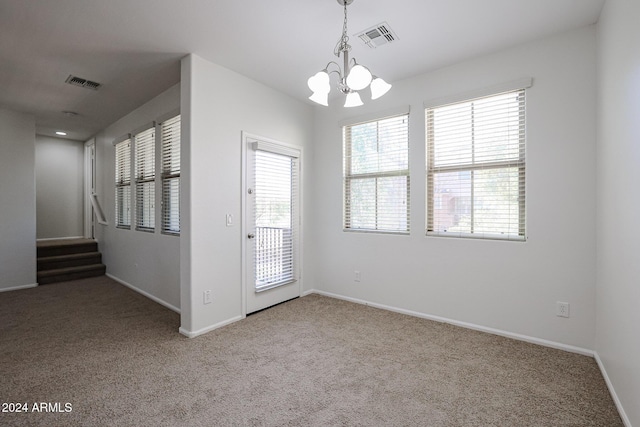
[134,126,155,231]
[115,138,131,228]
[343,113,410,233]
[161,114,180,234]
[426,89,526,240]
[253,149,299,291]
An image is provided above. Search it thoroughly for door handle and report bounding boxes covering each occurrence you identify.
[247,233,255,239]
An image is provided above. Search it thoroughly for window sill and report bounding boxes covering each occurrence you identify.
[343,228,410,236]
[426,231,526,242]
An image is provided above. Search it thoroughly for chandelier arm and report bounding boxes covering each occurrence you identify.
[328,70,342,79]
[324,61,343,79]
[324,61,341,71]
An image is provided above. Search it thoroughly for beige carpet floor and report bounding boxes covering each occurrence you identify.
[0,276,623,426]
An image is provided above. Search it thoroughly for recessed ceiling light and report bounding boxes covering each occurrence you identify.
[55,131,67,136]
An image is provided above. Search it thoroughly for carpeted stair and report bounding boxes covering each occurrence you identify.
[37,239,106,284]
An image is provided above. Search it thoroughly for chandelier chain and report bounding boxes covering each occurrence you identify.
[334,1,351,57]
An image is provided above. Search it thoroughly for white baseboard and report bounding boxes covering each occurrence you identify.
[36,236,85,241]
[305,289,594,357]
[106,273,180,314]
[179,315,244,338]
[301,289,315,297]
[594,352,632,427]
[0,283,38,293]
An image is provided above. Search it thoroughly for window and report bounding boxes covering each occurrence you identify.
[114,111,180,235]
[115,138,131,228]
[426,89,526,240]
[134,126,155,231]
[343,113,410,233]
[160,114,181,234]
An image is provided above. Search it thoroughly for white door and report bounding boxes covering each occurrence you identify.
[243,134,301,314]
[84,139,96,239]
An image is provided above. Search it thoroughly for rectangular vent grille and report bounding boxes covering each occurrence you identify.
[356,22,398,49]
[65,75,102,90]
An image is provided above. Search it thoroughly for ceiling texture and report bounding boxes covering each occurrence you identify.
[0,0,605,141]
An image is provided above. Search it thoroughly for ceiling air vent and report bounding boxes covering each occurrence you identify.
[356,22,398,49]
[65,75,102,90]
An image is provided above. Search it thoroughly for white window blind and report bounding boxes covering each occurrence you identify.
[161,115,180,235]
[134,126,155,231]
[115,138,131,228]
[343,113,410,233]
[253,149,299,291]
[426,89,526,240]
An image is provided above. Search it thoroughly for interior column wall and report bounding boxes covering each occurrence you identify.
[0,109,36,291]
[595,0,640,425]
[180,54,314,336]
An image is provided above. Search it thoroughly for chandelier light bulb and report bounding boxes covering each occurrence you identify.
[370,77,392,100]
[307,71,331,94]
[309,91,329,106]
[346,64,372,91]
[344,91,363,108]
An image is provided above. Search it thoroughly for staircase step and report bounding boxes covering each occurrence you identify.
[35,239,106,284]
[37,264,106,285]
[37,239,98,258]
[37,251,102,271]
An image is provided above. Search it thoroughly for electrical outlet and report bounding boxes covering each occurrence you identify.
[204,290,212,305]
[226,214,233,227]
[354,270,361,282]
[556,301,570,318]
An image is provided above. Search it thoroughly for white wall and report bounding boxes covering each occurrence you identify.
[94,84,181,310]
[35,135,84,239]
[0,109,36,291]
[311,26,598,349]
[180,54,314,336]
[596,0,640,425]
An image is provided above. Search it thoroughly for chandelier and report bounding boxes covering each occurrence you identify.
[307,0,392,107]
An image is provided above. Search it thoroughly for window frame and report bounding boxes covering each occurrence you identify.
[160,113,181,235]
[114,136,132,229]
[343,112,410,234]
[133,124,156,232]
[425,87,527,241]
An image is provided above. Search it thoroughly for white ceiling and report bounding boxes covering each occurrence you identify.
[0,0,605,141]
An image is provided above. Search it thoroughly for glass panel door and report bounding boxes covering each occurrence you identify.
[245,137,301,314]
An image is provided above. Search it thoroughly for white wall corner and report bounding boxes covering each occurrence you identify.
[107,273,180,314]
[594,352,633,427]
[178,315,244,339]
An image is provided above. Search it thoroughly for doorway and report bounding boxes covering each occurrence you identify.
[242,133,302,314]
[84,139,96,239]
